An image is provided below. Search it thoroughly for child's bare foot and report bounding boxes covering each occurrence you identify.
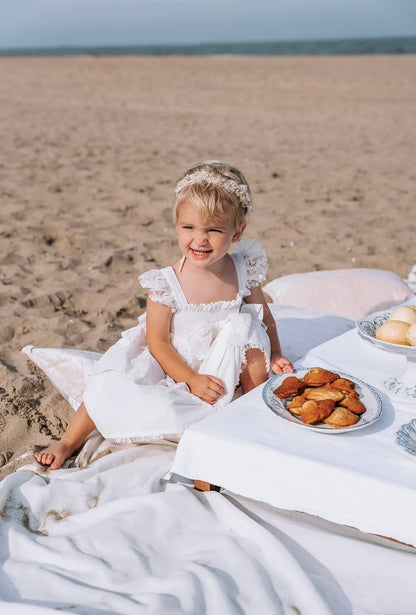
[35,402,96,469]
[35,439,78,470]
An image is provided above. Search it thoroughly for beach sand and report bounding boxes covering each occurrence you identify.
[1,55,415,476]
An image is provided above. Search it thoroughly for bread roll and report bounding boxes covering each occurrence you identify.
[406,323,416,346]
[389,306,416,326]
[375,320,410,345]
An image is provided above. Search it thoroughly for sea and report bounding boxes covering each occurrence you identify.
[1,35,416,57]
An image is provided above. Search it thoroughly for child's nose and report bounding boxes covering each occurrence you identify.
[195,229,209,243]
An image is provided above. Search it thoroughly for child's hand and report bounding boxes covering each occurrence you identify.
[188,373,226,405]
[270,353,294,374]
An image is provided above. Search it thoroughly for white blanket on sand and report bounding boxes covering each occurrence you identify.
[2,305,416,614]
[2,436,416,615]
[1,439,333,615]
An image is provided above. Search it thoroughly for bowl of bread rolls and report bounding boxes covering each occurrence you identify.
[357,304,416,403]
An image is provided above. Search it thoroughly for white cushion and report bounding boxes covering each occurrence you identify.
[269,304,354,362]
[22,346,101,410]
[263,269,415,320]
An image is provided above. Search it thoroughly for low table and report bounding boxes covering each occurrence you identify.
[170,328,416,548]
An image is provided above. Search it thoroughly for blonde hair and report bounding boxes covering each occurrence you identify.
[173,160,252,228]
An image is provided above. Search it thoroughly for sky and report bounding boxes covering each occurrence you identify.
[1,0,416,49]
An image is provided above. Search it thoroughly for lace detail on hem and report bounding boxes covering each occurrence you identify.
[239,344,271,376]
[138,269,177,312]
[109,432,181,444]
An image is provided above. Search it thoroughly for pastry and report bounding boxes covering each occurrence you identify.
[273,376,306,399]
[287,395,306,413]
[302,367,339,387]
[330,379,360,398]
[338,396,366,415]
[324,407,359,427]
[300,399,335,424]
[303,387,345,402]
[331,377,356,390]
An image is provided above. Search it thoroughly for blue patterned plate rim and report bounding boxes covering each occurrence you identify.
[262,368,383,434]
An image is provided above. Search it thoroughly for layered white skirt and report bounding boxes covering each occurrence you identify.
[83,307,270,442]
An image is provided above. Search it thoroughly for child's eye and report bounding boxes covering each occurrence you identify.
[182,225,194,230]
[209,229,222,233]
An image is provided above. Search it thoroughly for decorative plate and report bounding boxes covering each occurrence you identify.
[356,306,416,402]
[356,308,416,357]
[396,419,416,456]
[262,369,382,434]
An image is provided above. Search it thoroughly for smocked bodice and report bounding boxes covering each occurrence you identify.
[138,239,269,371]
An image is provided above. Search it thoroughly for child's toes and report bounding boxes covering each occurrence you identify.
[35,451,46,464]
[36,452,54,466]
[44,453,55,466]
[50,456,63,470]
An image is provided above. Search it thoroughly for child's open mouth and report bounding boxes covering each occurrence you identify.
[191,248,213,257]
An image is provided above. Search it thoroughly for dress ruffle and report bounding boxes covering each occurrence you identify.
[139,269,177,311]
[232,238,268,288]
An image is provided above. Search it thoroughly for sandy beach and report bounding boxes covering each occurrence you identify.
[0,54,415,476]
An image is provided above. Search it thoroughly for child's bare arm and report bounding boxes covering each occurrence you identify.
[244,285,293,374]
[145,297,225,404]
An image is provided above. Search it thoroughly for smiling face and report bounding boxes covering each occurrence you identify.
[175,200,245,270]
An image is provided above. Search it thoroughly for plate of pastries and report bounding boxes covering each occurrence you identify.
[262,366,382,433]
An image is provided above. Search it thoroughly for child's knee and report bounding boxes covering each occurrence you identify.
[240,348,269,393]
[245,348,267,369]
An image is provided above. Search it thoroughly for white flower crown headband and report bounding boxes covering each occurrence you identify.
[175,170,252,214]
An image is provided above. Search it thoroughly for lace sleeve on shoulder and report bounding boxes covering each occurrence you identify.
[138,269,176,311]
[236,238,269,288]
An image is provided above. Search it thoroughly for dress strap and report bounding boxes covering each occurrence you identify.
[161,267,189,309]
[230,252,247,294]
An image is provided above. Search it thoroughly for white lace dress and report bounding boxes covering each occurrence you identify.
[83,239,271,441]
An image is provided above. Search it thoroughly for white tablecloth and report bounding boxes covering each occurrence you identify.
[170,328,416,547]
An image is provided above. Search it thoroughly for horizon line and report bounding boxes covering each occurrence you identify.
[1,33,415,53]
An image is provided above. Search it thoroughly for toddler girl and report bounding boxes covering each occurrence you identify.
[36,160,293,469]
